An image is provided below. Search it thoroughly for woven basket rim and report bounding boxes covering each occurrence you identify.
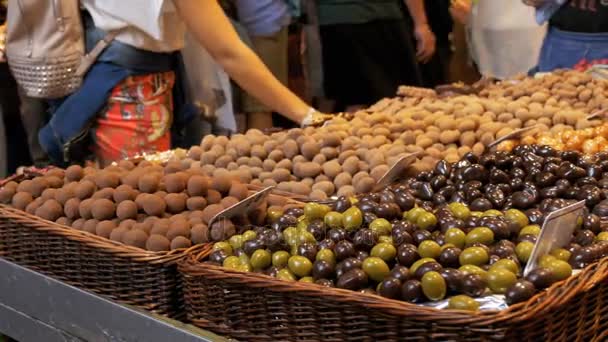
[0,204,211,265]
[179,253,608,327]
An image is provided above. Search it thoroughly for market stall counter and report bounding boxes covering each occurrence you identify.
[0,257,228,342]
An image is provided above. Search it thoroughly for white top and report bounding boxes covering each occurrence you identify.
[469,1,547,79]
[81,0,186,52]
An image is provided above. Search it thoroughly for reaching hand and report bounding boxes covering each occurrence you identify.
[414,24,436,64]
[522,0,547,8]
[301,108,333,127]
[449,0,472,25]
[0,24,5,63]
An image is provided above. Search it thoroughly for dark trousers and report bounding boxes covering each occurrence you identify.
[0,63,32,178]
[320,19,422,112]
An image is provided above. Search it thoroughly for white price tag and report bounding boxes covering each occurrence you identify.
[208,186,274,227]
[523,200,586,277]
[372,152,421,192]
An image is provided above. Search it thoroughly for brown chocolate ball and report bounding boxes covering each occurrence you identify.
[154,191,168,199]
[116,200,138,220]
[187,175,209,197]
[122,229,148,249]
[187,146,203,160]
[163,173,186,193]
[96,220,117,238]
[138,174,159,193]
[167,219,191,240]
[65,165,84,182]
[109,227,129,242]
[164,161,183,175]
[0,186,16,204]
[170,236,192,250]
[113,184,136,203]
[64,198,81,219]
[54,188,75,206]
[201,204,224,225]
[16,180,34,195]
[120,171,141,188]
[206,189,222,205]
[228,183,249,201]
[94,172,120,189]
[45,168,65,179]
[12,192,34,210]
[211,174,232,195]
[220,196,240,209]
[135,221,154,235]
[72,218,86,230]
[91,199,116,221]
[150,219,171,236]
[92,188,115,200]
[209,218,236,241]
[141,194,166,217]
[55,217,72,226]
[119,219,137,230]
[75,180,96,200]
[187,197,207,211]
[40,188,57,202]
[146,234,171,252]
[83,219,99,234]
[79,198,95,219]
[189,216,203,226]
[117,160,135,170]
[45,176,64,189]
[165,193,187,214]
[191,223,209,244]
[29,178,49,197]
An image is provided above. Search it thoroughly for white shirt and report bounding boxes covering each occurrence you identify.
[469,1,547,79]
[81,0,186,52]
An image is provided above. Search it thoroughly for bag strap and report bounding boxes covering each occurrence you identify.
[75,30,120,77]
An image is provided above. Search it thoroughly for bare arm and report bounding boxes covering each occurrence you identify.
[404,0,436,63]
[172,0,311,124]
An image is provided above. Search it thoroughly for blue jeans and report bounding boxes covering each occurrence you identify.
[538,27,608,72]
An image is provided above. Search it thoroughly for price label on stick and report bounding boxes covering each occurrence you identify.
[585,109,608,121]
[523,200,586,277]
[372,152,421,192]
[208,186,275,228]
[487,125,541,149]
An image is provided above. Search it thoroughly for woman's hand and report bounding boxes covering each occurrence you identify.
[173,0,312,126]
[0,24,6,62]
[522,0,547,8]
[414,24,436,63]
[301,109,333,127]
[449,0,472,25]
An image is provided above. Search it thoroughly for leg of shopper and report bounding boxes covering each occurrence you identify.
[93,72,175,166]
[0,94,6,179]
[18,90,50,167]
[0,63,31,175]
[244,27,288,130]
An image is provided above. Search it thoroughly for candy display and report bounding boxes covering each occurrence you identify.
[2,69,608,342]
[207,195,607,308]
[183,70,606,200]
[0,160,290,252]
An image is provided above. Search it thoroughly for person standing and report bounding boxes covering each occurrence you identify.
[10,0,327,167]
[318,0,435,112]
[523,0,608,71]
[418,0,453,87]
[468,0,546,79]
[0,1,33,177]
[235,0,292,130]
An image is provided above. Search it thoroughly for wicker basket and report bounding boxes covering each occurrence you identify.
[0,205,211,318]
[179,255,608,341]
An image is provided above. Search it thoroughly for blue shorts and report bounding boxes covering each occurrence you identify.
[538,27,608,72]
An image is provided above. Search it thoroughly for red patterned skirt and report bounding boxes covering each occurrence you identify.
[93,71,175,164]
